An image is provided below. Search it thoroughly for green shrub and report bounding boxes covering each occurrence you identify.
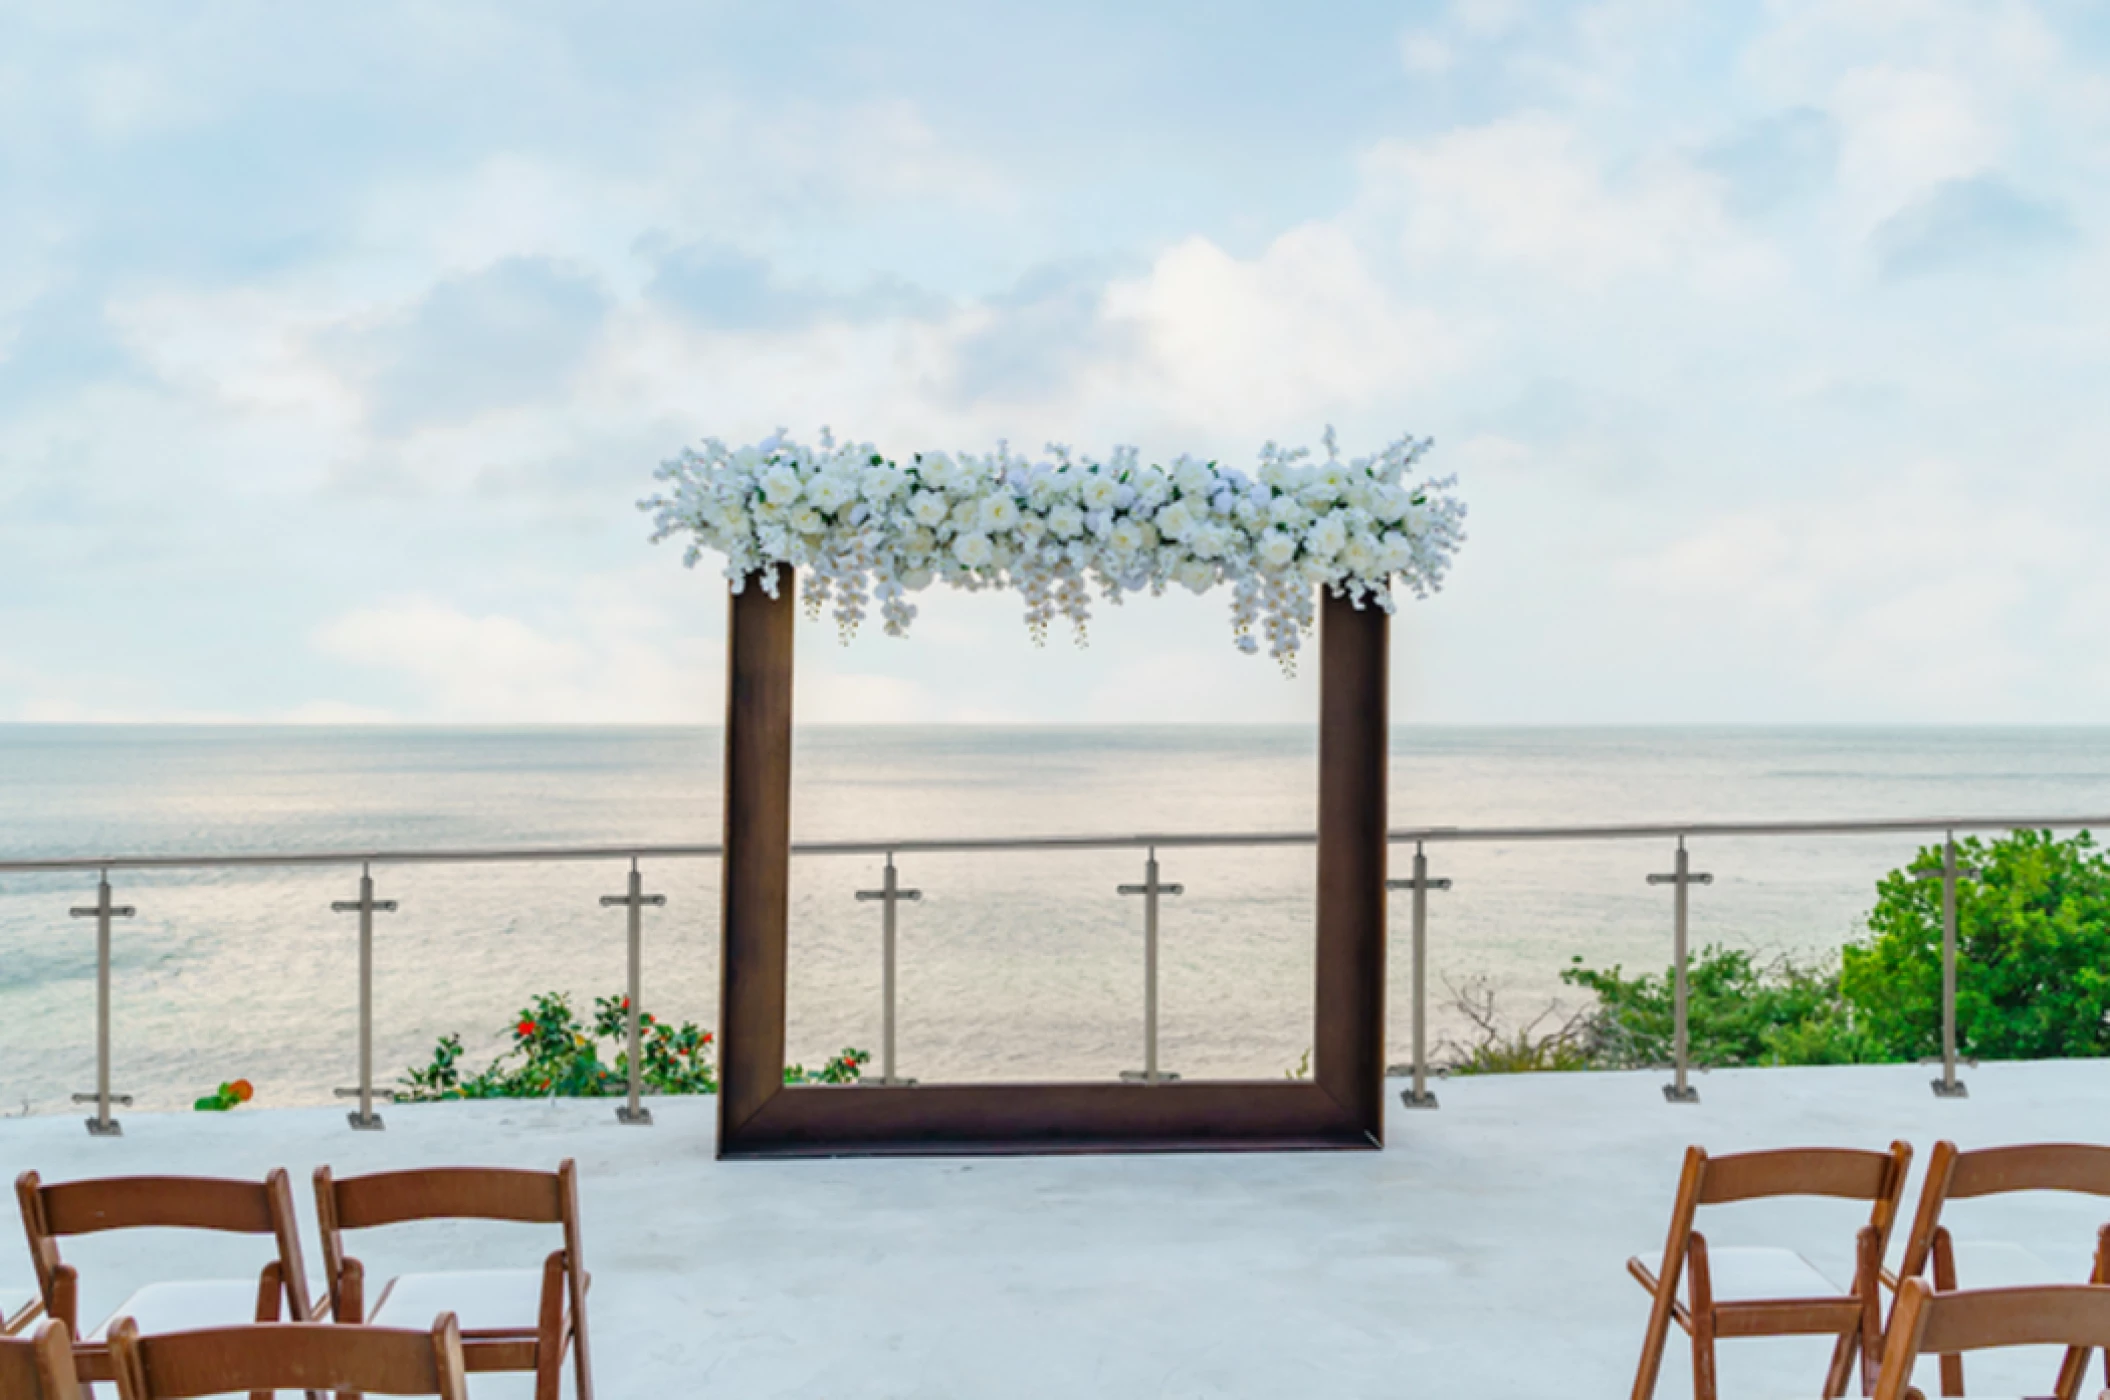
[400,991,721,1101]
[1562,946,1888,1069]
[401,991,871,1101]
[1843,828,2110,1062]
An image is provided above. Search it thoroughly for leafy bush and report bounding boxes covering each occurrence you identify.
[785,1049,872,1085]
[1843,828,2110,1062]
[1538,828,2110,1074]
[1562,946,1887,1069]
[400,991,871,1101]
[400,992,720,1101]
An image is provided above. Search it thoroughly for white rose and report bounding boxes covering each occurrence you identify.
[1370,485,1411,523]
[1304,514,1347,559]
[806,475,855,513]
[1258,530,1298,569]
[1176,560,1216,593]
[1191,523,1232,559]
[1338,532,1380,574]
[980,495,1022,531]
[1173,459,1214,497]
[760,465,804,505]
[790,507,826,535]
[909,492,950,528]
[1107,519,1148,554]
[898,525,937,557]
[860,467,906,504]
[1047,505,1085,539]
[952,532,994,568]
[1156,501,1197,541]
[1268,494,1308,529]
[916,450,956,489]
[1080,475,1122,510]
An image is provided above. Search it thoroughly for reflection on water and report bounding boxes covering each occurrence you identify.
[2,724,2107,1112]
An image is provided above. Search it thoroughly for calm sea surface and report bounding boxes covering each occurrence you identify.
[3,725,2109,1114]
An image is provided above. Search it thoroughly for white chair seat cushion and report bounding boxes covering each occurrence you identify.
[87,1276,319,1340]
[1942,1239,2058,1288]
[1641,1246,1845,1301]
[369,1269,547,1335]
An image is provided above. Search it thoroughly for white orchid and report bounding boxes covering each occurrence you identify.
[643,428,1465,671]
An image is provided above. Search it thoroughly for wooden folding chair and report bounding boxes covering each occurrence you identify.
[2,1283,43,1336]
[1891,1140,2110,1399]
[15,1170,317,1386]
[314,1160,591,1400]
[1629,1141,1914,1400]
[1872,1280,2110,1400]
[107,1315,467,1400]
[0,1319,84,1400]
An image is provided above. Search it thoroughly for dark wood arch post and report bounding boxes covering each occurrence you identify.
[717,566,1390,1157]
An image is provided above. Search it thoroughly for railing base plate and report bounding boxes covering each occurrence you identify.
[1118,1070,1181,1084]
[1931,1078,1970,1099]
[1662,1084,1700,1104]
[1399,1089,1439,1109]
[84,1117,122,1137]
[616,1105,654,1125]
[346,1111,385,1131]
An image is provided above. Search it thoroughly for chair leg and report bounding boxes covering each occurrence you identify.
[1689,1312,1718,1400]
[1823,1332,1858,1398]
[536,1251,567,1400]
[1932,1229,1963,1397]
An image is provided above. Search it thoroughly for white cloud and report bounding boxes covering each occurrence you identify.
[1829,66,1999,228]
[1097,225,1471,437]
[1399,32,1456,76]
[1615,469,2093,718]
[1363,115,1774,291]
[310,582,721,724]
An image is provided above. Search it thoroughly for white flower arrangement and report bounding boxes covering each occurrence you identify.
[642,428,1466,671]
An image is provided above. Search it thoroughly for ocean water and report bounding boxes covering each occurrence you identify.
[3,725,2109,1115]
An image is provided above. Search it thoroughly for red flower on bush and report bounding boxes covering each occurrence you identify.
[518,1020,536,1036]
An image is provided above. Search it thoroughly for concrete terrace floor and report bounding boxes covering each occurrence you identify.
[6,1063,2110,1398]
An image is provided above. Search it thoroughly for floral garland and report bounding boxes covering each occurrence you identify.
[642,429,1465,671]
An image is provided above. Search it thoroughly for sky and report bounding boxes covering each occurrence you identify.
[3,0,2109,726]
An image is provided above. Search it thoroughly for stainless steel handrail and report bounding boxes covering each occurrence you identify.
[15,811,2106,1136]
[5,812,2108,874]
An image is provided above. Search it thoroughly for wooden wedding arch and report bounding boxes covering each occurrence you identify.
[715,567,1389,1157]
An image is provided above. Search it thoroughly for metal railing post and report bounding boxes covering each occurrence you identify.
[331,864,396,1130]
[1386,845,1451,1108]
[1915,833,1979,1099]
[1648,840,1712,1104]
[1119,847,1183,1083]
[68,871,135,1136]
[854,853,922,1086]
[601,860,667,1123]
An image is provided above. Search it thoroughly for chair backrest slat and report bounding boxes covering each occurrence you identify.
[0,1320,82,1400]
[1697,1147,1900,1205]
[1876,1282,2110,1400]
[326,1167,564,1228]
[1917,1282,2110,1354]
[35,1176,277,1237]
[1947,1142,2110,1199]
[110,1318,467,1400]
